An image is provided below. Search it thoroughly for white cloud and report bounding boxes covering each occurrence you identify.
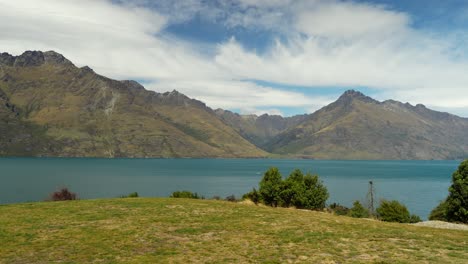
[295,1,410,39]
[212,1,468,115]
[147,79,327,110]
[0,0,327,116]
[0,0,467,117]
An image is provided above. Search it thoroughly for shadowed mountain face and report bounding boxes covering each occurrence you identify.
[214,109,308,149]
[0,51,266,158]
[264,90,468,159]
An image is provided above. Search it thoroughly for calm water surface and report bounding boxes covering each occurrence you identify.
[0,158,459,219]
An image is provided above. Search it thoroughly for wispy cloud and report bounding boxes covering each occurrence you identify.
[1,0,467,116]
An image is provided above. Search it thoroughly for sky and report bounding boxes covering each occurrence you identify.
[1,0,468,117]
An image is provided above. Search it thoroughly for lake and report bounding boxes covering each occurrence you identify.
[0,158,459,219]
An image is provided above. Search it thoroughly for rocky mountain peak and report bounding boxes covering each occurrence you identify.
[43,51,73,66]
[0,52,15,66]
[0,50,73,67]
[337,90,378,104]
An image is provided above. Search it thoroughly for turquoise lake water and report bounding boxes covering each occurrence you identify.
[0,158,460,219]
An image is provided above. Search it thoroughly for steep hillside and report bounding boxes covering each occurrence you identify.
[0,51,266,158]
[266,90,468,159]
[215,109,307,148]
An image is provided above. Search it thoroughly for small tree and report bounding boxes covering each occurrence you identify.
[259,167,283,207]
[429,200,448,221]
[348,201,369,218]
[279,169,304,207]
[300,173,328,210]
[50,187,77,201]
[376,200,421,223]
[445,160,468,223]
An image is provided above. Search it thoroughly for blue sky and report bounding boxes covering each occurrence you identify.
[1,0,468,117]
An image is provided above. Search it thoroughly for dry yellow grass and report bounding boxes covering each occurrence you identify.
[0,198,467,263]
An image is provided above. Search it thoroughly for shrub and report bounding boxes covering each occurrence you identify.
[348,201,369,218]
[299,173,328,210]
[409,214,422,223]
[259,167,283,207]
[279,169,304,208]
[225,195,237,202]
[376,200,420,223]
[329,203,349,216]
[429,200,448,221]
[445,160,468,223]
[211,195,221,200]
[50,188,77,201]
[170,191,200,199]
[242,188,260,204]
[256,168,329,210]
[121,192,139,198]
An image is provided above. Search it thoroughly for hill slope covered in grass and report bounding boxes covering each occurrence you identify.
[0,198,466,263]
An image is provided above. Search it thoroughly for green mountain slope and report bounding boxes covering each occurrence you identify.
[265,90,468,159]
[0,51,266,158]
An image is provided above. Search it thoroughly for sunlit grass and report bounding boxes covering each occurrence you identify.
[0,198,466,263]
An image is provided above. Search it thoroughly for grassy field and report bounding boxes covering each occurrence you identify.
[0,198,467,263]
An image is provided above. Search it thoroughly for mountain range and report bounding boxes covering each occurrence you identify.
[1,51,467,159]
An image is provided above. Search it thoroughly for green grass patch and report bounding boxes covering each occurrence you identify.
[0,198,466,263]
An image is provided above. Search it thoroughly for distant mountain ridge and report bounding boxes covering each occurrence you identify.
[0,50,266,158]
[263,90,468,159]
[214,109,308,149]
[1,50,467,159]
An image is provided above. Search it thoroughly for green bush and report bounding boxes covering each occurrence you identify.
[329,203,349,216]
[225,195,237,202]
[259,167,282,207]
[121,192,139,198]
[297,173,329,210]
[170,191,200,199]
[376,200,420,223]
[242,188,260,204]
[428,159,468,223]
[348,201,369,218]
[445,160,468,223]
[429,200,448,221]
[409,214,422,223]
[256,168,329,210]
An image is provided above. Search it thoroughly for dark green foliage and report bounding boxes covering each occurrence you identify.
[300,173,329,210]
[128,192,139,198]
[376,200,420,223]
[121,192,139,198]
[445,159,468,223]
[256,167,328,210]
[348,201,369,218]
[259,167,283,207]
[225,195,237,202]
[278,169,303,208]
[429,200,448,221]
[170,191,200,199]
[409,214,422,223]
[329,203,350,216]
[49,188,77,201]
[242,188,260,204]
